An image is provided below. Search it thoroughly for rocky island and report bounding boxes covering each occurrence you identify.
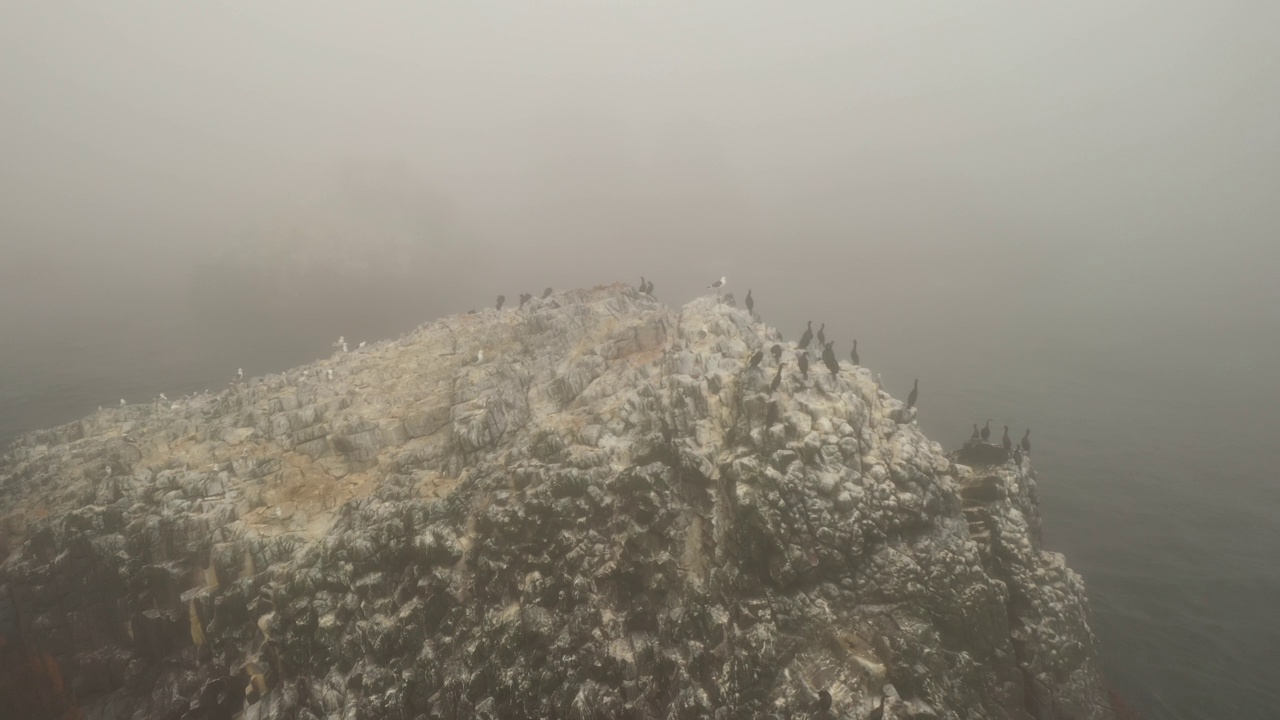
[0,285,1118,719]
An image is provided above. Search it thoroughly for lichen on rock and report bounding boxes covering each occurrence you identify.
[0,284,1115,719]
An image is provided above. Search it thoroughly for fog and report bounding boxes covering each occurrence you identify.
[3,2,1280,717]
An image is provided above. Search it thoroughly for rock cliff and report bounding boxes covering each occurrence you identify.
[0,285,1116,720]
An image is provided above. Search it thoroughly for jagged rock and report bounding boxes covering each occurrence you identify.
[0,284,1116,720]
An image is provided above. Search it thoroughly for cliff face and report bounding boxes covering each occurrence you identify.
[0,285,1115,720]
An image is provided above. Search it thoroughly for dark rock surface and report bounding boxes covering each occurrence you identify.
[0,285,1115,719]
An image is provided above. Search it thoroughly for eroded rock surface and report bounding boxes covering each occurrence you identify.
[0,285,1115,720]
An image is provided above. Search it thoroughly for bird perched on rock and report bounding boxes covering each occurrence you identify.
[981,419,991,442]
[159,393,168,402]
[358,341,366,349]
[745,289,754,316]
[747,349,764,370]
[1014,447,1023,466]
[237,368,244,380]
[765,400,779,427]
[798,321,814,350]
[850,340,860,366]
[906,379,919,409]
[707,275,727,290]
[519,293,530,308]
[970,423,980,441]
[1002,425,1012,451]
[333,335,344,347]
[798,353,810,378]
[821,341,839,376]
[771,344,783,362]
[542,287,553,299]
[815,689,832,712]
[326,369,333,380]
[119,398,126,406]
[496,295,505,311]
[638,276,646,293]
[770,362,785,392]
[645,279,654,296]
[817,323,826,347]
[1021,429,1031,453]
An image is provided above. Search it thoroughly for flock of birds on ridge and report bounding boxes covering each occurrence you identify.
[112,274,1031,470]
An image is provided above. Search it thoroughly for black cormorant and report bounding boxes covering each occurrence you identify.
[496,295,505,311]
[850,339,859,365]
[770,344,783,362]
[770,363,784,392]
[822,341,839,376]
[542,287,553,299]
[765,400,779,427]
[745,289,754,316]
[1021,429,1031,453]
[815,689,832,712]
[798,321,814,349]
[519,293,531,308]
[817,323,826,347]
[645,280,654,295]
[981,420,991,442]
[1014,447,1023,466]
[747,350,764,370]
[970,423,980,441]
[868,695,884,720]
[798,353,810,378]
[1002,425,1011,451]
[906,379,918,409]
[639,276,646,292]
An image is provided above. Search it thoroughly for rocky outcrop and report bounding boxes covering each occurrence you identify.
[0,285,1115,720]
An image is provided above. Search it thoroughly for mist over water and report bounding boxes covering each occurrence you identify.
[4,3,1280,717]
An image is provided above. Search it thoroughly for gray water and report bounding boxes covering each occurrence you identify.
[2,245,1278,719]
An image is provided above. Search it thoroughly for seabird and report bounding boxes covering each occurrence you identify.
[815,689,832,712]
[478,350,484,363]
[333,335,345,347]
[906,379,918,409]
[1002,426,1012,451]
[798,353,810,378]
[821,341,839,376]
[980,420,991,442]
[342,343,348,353]
[119,398,126,406]
[747,349,764,370]
[770,344,783,362]
[850,339,859,365]
[639,276,646,293]
[237,368,244,380]
[327,369,334,380]
[542,287,553,299]
[707,276,727,290]
[358,341,366,349]
[970,423,981,441]
[496,295,505,311]
[745,289,754,316]
[1021,429,1031,453]
[645,280,654,296]
[159,393,168,402]
[519,293,531,308]
[1014,447,1023,466]
[817,323,826,347]
[770,363,785,392]
[798,321,814,350]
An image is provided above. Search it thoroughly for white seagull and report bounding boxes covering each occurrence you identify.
[333,336,345,347]
[708,276,727,290]
[358,341,366,349]
[342,342,348,353]
[237,368,244,380]
[159,393,168,401]
[327,369,334,380]
[119,398,126,406]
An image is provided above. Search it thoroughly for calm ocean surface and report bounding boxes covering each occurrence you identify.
[2,257,1277,720]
